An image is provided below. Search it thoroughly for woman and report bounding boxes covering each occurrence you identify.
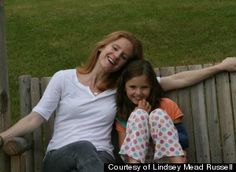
[0,30,236,171]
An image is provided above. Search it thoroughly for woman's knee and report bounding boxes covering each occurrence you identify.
[43,141,100,171]
[49,141,97,158]
[70,140,97,154]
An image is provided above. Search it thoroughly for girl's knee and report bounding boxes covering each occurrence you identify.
[149,109,172,121]
[149,108,175,130]
[129,108,149,122]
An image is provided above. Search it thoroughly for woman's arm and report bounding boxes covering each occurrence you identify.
[0,112,45,143]
[160,57,236,91]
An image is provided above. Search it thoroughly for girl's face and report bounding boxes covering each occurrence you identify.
[125,74,151,105]
[98,37,134,73]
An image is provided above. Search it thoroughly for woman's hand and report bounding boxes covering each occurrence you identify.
[217,57,236,71]
[136,99,151,113]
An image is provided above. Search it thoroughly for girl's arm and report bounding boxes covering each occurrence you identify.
[173,117,183,124]
[0,112,45,143]
[159,57,236,91]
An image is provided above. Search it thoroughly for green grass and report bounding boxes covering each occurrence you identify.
[4,0,236,121]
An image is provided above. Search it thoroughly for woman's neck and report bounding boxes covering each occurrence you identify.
[77,68,109,93]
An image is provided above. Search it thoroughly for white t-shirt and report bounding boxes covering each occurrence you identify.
[33,69,117,156]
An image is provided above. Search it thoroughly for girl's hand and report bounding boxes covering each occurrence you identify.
[136,99,151,113]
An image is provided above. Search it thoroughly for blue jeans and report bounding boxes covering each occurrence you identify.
[43,140,115,172]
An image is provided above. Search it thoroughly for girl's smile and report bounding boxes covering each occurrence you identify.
[125,74,151,105]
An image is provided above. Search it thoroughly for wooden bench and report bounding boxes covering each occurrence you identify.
[2,64,236,172]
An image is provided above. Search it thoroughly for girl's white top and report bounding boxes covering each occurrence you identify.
[33,69,116,156]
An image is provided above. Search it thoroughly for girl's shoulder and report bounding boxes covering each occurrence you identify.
[160,97,183,120]
[159,97,180,112]
[160,97,176,105]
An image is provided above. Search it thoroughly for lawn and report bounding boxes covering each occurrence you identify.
[4,0,236,120]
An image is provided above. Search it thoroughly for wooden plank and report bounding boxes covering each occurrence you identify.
[216,72,236,162]
[160,66,178,102]
[19,75,32,117]
[154,67,160,77]
[11,156,23,172]
[31,78,43,172]
[230,72,236,151]
[203,64,222,162]
[40,77,54,152]
[189,65,210,162]
[19,75,34,172]
[23,151,33,172]
[176,66,196,163]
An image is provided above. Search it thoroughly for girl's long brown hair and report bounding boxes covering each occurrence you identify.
[116,59,163,121]
[77,31,143,91]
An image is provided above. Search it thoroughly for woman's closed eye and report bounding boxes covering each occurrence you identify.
[112,45,118,51]
[121,54,128,60]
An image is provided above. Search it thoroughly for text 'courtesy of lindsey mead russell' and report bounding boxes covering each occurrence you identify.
[104,163,235,172]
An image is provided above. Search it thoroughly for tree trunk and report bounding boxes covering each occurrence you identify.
[0,0,11,171]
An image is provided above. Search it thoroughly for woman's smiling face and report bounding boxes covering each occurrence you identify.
[98,37,134,73]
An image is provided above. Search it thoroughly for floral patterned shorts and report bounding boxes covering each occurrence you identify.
[119,108,184,163]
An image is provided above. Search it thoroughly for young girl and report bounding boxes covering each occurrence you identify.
[115,59,188,163]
